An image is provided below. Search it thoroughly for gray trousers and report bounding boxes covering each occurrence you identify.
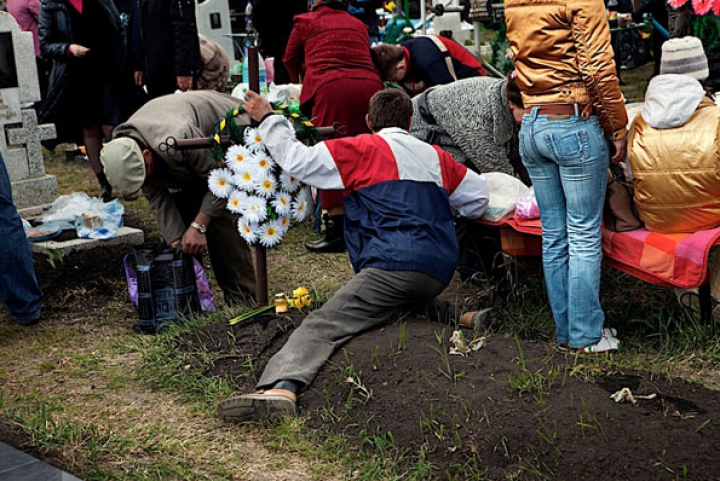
[256,268,446,390]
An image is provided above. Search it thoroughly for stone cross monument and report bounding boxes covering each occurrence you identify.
[0,12,58,217]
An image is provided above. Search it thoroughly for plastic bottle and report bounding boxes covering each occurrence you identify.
[241,48,268,96]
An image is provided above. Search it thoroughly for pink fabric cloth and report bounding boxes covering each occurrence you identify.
[475,217,720,289]
[6,0,41,56]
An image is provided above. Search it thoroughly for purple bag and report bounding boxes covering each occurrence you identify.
[123,251,216,315]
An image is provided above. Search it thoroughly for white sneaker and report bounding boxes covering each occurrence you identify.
[603,327,618,338]
[578,331,620,354]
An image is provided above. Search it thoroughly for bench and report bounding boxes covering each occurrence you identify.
[471,217,720,322]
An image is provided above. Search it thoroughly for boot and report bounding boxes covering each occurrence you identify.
[305,213,346,253]
[96,171,114,203]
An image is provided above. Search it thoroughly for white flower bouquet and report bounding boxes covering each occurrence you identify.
[208,103,322,247]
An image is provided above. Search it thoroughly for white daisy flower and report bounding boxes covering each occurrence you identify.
[243,127,266,151]
[225,145,253,173]
[255,153,275,176]
[277,215,291,233]
[271,191,292,216]
[233,167,257,192]
[226,189,248,215]
[292,198,308,221]
[258,221,283,248]
[208,168,234,198]
[255,176,277,198]
[237,218,258,244]
[244,196,268,224]
[280,170,301,193]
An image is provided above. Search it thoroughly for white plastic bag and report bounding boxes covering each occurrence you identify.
[39,192,125,239]
[481,173,528,222]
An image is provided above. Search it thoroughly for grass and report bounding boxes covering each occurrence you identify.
[2,59,719,479]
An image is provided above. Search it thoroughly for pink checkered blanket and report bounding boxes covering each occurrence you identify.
[475,218,720,289]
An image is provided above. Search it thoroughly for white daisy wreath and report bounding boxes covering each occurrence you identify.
[207,103,322,248]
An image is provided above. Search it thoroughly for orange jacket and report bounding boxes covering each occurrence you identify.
[504,0,628,140]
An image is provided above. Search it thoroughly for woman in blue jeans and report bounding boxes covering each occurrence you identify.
[504,0,629,353]
[0,152,43,325]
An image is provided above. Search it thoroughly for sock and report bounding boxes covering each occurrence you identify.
[273,380,299,394]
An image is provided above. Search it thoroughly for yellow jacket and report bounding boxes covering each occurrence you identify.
[628,75,720,233]
[504,0,628,140]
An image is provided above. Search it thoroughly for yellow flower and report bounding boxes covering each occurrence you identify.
[301,120,314,127]
[290,286,312,308]
[214,134,221,143]
[233,109,239,116]
[291,113,300,118]
[219,119,226,131]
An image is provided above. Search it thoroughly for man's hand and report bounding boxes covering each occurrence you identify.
[177,75,193,91]
[610,138,627,164]
[180,227,207,255]
[134,70,144,87]
[68,44,89,57]
[243,90,273,122]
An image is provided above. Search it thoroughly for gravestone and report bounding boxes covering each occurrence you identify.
[0,12,58,217]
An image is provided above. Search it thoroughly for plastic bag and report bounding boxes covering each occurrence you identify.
[514,186,540,220]
[39,192,125,239]
[123,245,216,333]
[481,173,529,222]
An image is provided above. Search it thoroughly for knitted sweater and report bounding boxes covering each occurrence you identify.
[410,77,515,175]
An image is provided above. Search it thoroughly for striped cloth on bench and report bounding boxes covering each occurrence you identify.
[474,217,720,290]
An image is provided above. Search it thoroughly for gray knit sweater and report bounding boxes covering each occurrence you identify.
[410,76,515,175]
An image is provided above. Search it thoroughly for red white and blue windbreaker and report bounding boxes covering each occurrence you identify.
[260,115,489,285]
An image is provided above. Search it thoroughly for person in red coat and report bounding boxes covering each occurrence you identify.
[283,0,383,253]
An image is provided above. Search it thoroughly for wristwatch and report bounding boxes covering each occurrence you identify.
[190,221,207,234]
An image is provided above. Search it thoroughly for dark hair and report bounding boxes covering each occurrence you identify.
[506,70,523,108]
[699,78,716,102]
[368,89,413,130]
[310,0,348,11]
[370,44,405,80]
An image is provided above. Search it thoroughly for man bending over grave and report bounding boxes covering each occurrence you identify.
[217,88,490,423]
[99,91,256,306]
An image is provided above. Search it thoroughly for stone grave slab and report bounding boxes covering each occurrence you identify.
[0,441,82,481]
[29,226,145,256]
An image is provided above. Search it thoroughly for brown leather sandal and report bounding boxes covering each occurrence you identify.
[217,388,297,423]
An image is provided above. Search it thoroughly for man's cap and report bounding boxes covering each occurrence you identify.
[100,138,146,196]
[660,36,709,81]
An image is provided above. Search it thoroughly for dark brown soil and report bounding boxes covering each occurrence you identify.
[177,307,720,480]
[3,211,720,479]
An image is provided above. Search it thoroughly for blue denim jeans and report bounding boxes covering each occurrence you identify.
[0,153,42,324]
[519,108,608,348]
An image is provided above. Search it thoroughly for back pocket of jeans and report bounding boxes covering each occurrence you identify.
[544,130,590,165]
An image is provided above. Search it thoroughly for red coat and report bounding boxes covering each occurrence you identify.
[283,6,381,107]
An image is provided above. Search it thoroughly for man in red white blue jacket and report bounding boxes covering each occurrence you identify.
[217,89,489,423]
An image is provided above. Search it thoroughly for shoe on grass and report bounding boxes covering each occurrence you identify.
[558,328,619,353]
[217,389,296,423]
[577,331,620,354]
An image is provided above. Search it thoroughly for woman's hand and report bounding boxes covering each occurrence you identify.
[68,44,89,57]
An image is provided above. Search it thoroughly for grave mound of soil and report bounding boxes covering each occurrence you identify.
[186,309,720,480]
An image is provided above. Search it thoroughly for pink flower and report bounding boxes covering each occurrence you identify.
[692,0,713,15]
[713,0,720,15]
[667,0,689,8]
